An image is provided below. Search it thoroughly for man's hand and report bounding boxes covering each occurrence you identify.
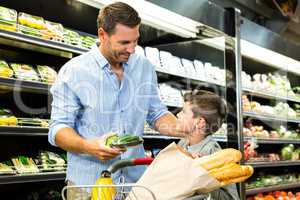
[84,133,126,161]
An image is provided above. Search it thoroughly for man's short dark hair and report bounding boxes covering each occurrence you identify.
[183,90,227,134]
[97,2,141,35]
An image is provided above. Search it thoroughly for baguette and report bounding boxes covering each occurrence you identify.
[209,163,253,182]
[219,167,254,186]
[198,148,242,171]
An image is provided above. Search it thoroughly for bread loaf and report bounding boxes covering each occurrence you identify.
[198,148,242,171]
[209,163,253,182]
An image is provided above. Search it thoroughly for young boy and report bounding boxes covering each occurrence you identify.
[177,90,240,200]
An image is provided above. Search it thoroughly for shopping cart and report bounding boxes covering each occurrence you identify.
[61,157,211,200]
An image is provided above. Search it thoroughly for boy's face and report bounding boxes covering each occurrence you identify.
[177,101,199,133]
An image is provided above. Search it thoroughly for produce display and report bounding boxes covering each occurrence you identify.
[0,60,13,78]
[10,63,40,81]
[246,172,300,189]
[0,151,66,175]
[0,162,15,174]
[63,28,81,46]
[37,65,57,84]
[35,151,66,172]
[243,120,300,139]
[80,35,97,49]
[105,133,144,148]
[0,108,18,126]
[11,156,39,174]
[0,6,17,32]
[17,118,49,128]
[247,191,300,200]
[41,20,64,41]
[242,72,297,98]
[242,95,300,119]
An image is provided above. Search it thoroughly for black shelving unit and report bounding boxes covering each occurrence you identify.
[0,172,66,185]
[0,77,50,94]
[246,182,300,195]
[0,126,48,136]
[246,161,300,168]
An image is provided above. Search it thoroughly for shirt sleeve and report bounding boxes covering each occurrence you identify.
[146,66,169,128]
[48,64,81,146]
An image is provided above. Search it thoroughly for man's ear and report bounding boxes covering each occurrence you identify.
[98,28,107,42]
[196,117,206,130]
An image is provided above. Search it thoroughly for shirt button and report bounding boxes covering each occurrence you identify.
[121,110,124,113]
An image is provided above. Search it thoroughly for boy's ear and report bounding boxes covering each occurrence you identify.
[196,117,206,130]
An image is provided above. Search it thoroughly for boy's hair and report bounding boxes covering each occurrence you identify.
[97,2,141,35]
[183,90,226,134]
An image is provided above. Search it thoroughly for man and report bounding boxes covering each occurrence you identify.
[49,2,187,198]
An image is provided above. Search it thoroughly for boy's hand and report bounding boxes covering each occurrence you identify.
[191,152,202,159]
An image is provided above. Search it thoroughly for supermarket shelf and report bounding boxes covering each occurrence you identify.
[243,112,300,123]
[243,88,300,103]
[0,171,66,185]
[246,182,300,195]
[0,29,88,58]
[156,68,225,88]
[0,77,50,94]
[246,161,300,168]
[0,126,48,136]
[254,138,300,144]
[143,134,180,140]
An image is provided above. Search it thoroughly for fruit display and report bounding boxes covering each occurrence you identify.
[242,95,300,119]
[10,63,40,81]
[246,172,300,189]
[37,65,57,84]
[247,191,300,200]
[0,6,17,32]
[0,60,13,78]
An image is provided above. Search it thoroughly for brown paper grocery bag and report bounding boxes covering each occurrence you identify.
[126,142,220,200]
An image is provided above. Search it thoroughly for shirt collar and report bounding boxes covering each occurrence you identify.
[184,135,214,153]
[91,43,131,71]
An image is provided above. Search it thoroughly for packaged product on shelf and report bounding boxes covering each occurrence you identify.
[36,151,66,172]
[11,156,39,174]
[0,6,17,32]
[135,45,145,56]
[0,162,15,175]
[0,108,18,126]
[181,58,196,79]
[144,47,163,71]
[10,63,40,81]
[17,118,49,127]
[80,35,97,49]
[0,60,13,78]
[18,12,46,30]
[159,50,173,73]
[41,20,64,42]
[193,59,206,81]
[63,28,81,46]
[37,65,57,84]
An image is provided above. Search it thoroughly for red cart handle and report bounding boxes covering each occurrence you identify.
[133,157,154,165]
[107,157,154,174]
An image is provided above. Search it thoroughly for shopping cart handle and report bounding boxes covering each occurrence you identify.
[133,157,154,165]
[107,157,154,174]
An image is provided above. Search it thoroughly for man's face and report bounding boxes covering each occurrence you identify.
[99,23,140,63]
[177,102,198,133]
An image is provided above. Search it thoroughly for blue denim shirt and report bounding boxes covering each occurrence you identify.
[48,44,168,186]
